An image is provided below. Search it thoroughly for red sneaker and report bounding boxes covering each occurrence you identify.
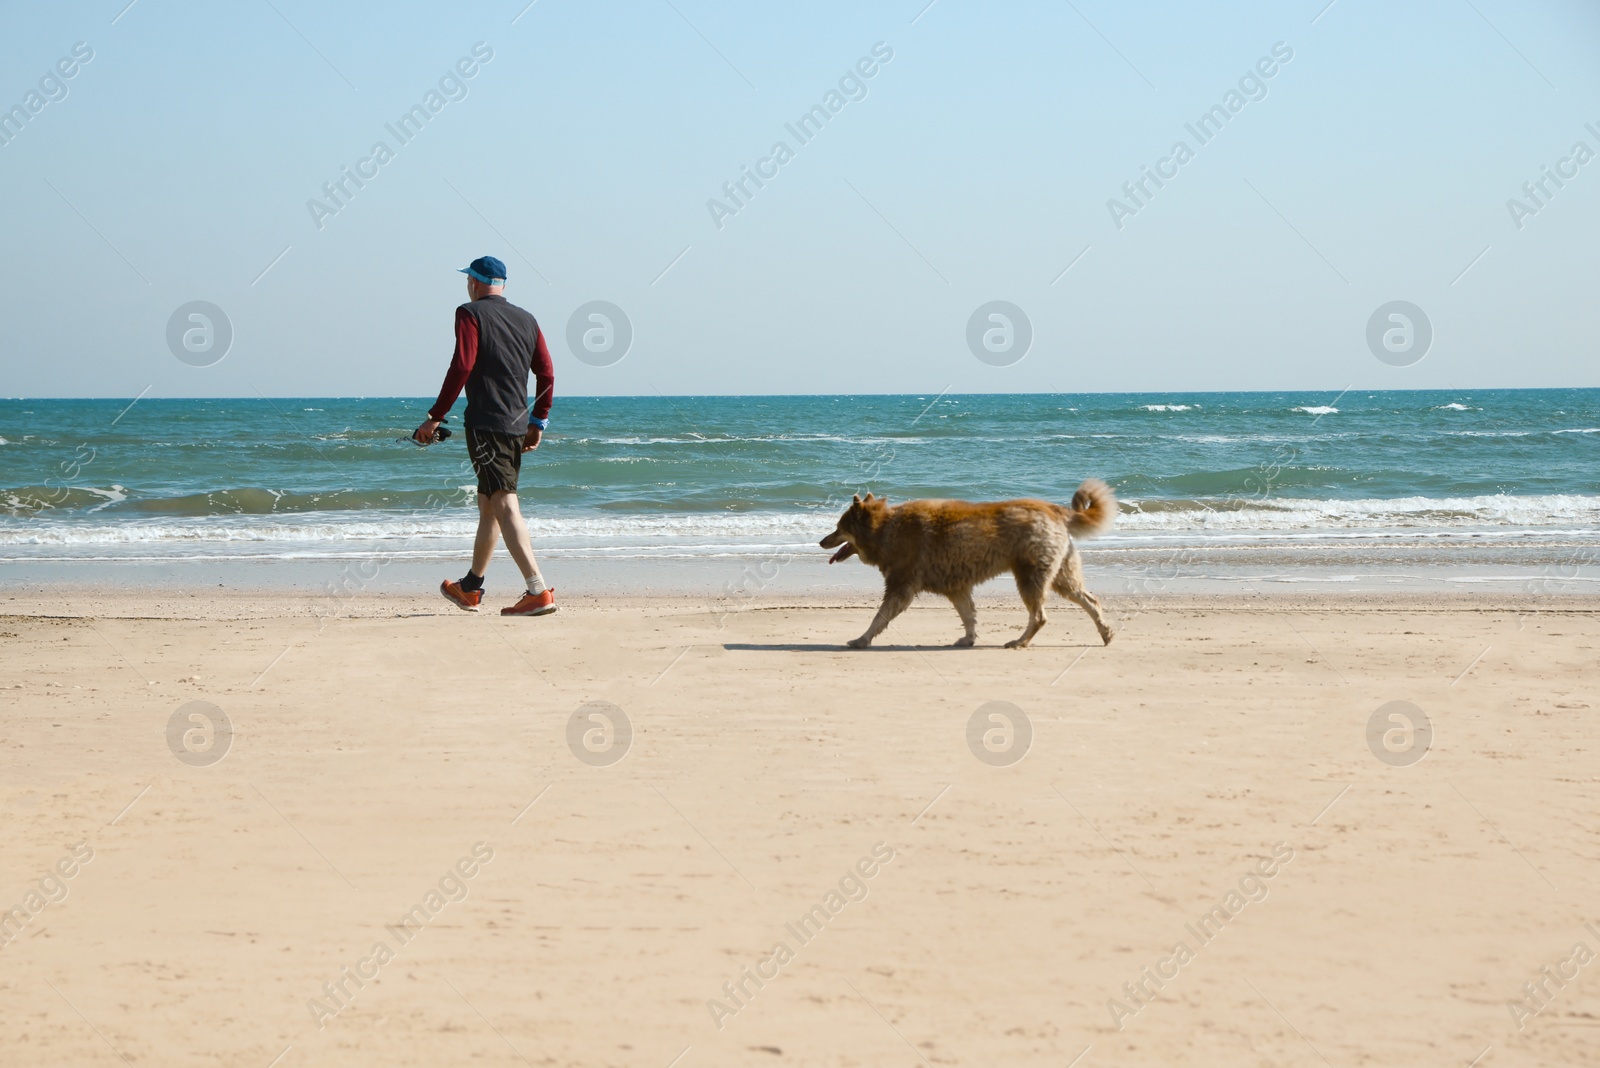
[440,578,482,611]
[501,588,556,616]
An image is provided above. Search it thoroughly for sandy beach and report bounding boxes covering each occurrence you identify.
[5,0,1598,1059]
[3,588,1597,1067]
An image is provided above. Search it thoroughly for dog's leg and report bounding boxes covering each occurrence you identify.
[1006,566,1050,649]
[848,585,913,649]
[947,589,978,647]
[1053,547,1115,645]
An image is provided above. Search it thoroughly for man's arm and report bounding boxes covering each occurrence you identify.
[529,326,554,427]
[523,325,555,450]
[415,309,478,443]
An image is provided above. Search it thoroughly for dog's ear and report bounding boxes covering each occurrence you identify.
[863,492,874,502]
[851,494,861,505]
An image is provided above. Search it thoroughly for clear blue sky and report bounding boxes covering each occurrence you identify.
[3,0,1597,398]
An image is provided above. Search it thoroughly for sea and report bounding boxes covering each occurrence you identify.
[2,390,1597,594]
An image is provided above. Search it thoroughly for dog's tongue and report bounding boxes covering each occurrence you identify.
[828,544,857,564]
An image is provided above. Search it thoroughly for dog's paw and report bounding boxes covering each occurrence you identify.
[953,635,976,648]
[846,637,871,649]
[1003,638,1029,650]
[1099,628,1115,646]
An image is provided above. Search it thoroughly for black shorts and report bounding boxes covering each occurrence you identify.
[465,427,523,496]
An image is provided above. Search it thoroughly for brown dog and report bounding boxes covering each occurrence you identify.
[819,480,1117,649]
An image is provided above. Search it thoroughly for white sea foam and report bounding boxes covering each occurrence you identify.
[1445,430,1532,438]
[1140,404,1193,412]
[1293,406,1338,415]
[1116,493,1600,531]
[576,434,914,447]
[0,510,835,549]
[1435,403,1474,411]
[5,493,1599,559]
[82,486,128,513]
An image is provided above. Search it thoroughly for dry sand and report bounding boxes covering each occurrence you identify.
[1,589,1598,1067]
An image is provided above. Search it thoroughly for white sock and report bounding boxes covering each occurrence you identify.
[527,574,548,596]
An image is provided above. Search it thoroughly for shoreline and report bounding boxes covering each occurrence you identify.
[3,548,1595,602]
[5,585,1598,621]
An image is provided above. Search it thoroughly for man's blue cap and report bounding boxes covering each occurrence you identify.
[459,255,507,285]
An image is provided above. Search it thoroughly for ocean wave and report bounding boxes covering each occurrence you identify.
[3,486,131,516]
[0,510,840,548]
[4,493,1599,551]
[7,485,483,517]
[1140,404,1193,412]
[1444,427,1599,437]
[1435,403,1475,411]
[1293,406,1338,415]
[1117,493,1600,530]
[579,433,903,446]
[82,486,128,513]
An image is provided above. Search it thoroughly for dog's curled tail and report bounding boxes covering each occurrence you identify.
[1067,478,1118,538]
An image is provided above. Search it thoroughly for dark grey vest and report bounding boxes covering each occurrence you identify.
[461,295,539,435]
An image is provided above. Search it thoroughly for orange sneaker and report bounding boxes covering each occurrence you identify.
[440,578,482,611]
[501,588,556,616]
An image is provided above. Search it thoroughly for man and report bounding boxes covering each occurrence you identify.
[415,255,557,616]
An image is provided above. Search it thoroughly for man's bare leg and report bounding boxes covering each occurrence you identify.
[438,493,503,610]
[472,493,500,578]
[489,490,544,588]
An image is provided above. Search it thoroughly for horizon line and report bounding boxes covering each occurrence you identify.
[5,385,1596,402]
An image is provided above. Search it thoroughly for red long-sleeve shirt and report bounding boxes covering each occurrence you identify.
[428,306,555,425]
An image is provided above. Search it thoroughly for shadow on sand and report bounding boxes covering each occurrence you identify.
[722,642,953,652]
[721,642,1087,652]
